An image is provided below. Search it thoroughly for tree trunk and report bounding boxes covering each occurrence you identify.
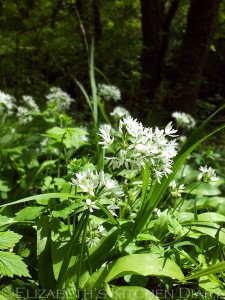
[93,0,102,44]
[140,0,162,100]
[165,0,222,114]
[140,0,179,104]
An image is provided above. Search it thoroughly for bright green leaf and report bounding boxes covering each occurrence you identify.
[84,253,184,296]
[0,231,22,250]
[0,251,30,278]
[186,261,225,280]
[15,206,46,221]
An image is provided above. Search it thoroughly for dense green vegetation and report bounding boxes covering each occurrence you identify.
[1,1,225,299]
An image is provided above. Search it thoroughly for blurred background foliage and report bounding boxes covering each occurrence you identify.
[0,0,225,123]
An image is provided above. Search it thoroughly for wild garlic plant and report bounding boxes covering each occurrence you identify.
[172,111,196,130]
[70,169,123,217]
[97,83,121,102]
[1,53,225,299]
[99,116,178,183]
[46,86,75,113]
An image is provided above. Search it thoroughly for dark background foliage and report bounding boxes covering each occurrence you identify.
[0,0,225,123]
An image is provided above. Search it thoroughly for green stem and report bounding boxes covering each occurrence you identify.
[67,216,71,235]
[73,213,76,233]
[173,181,202,213]
[57,133,66,178]
[77,211,90,289]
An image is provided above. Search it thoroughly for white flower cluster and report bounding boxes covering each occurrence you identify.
[99,124,114,148]
[0,90,15,114]
[169,180,185,197]
[99,116,178,183]
[17,106,33,124]
[22,95,39,112]
[70,170,123,216]
[154,208,162,216]
[172,112,196,129]
[97,84,121,102]
[198,165,218,182]
[110,106,130,119]
[46,87,75,112]
[86,224,107,248]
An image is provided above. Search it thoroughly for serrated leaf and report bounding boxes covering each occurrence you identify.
[15,206,46,221]
[0,251,30,278]
[64,128,88,149]
[167,213,182,235]
[46,127,88,149]
[0,231,22,250]
[0,215,15,227]
[52,202,72,219]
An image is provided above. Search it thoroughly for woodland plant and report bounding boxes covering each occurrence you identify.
[1,57,225,300]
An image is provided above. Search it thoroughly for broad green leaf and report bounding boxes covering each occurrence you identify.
[195,212,225,223]
[183,222,225,244]
[184,182,221,196]
[186,261,225,280]
[56,212,88,289]
[199,277,225,296]
[51,219,69,280]
[84,227,120,271]
[177,212,194,223]
[139,164,149,210]
[180,196,225,211]
[0,193,79,208]
[0,251,30,278]
[15,206,46,221]
[37,216,56,289]
[51,218,78,283]
[0,231,22,250]
[105,286,160,300]
[178,212,225,224]
[84,254,184,296]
